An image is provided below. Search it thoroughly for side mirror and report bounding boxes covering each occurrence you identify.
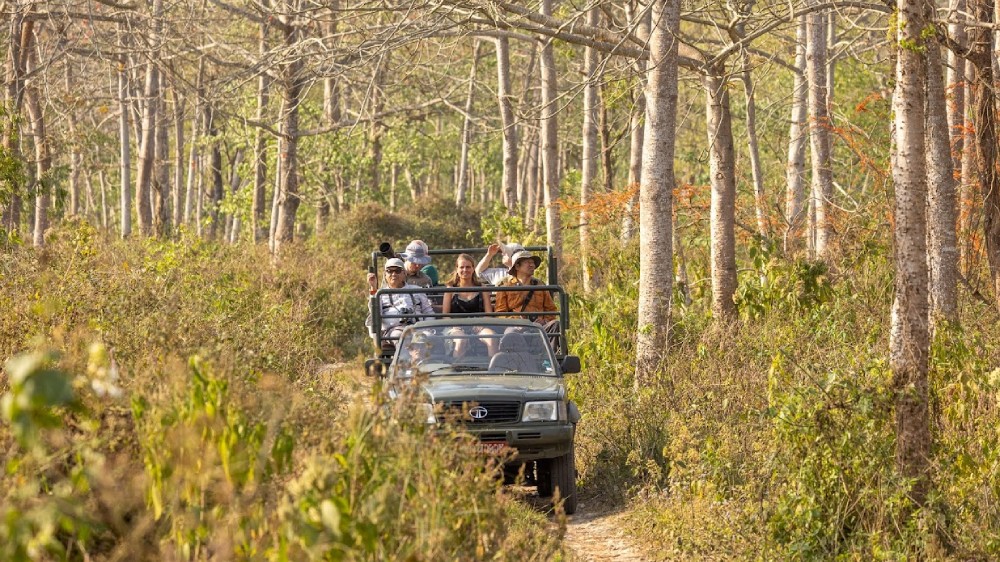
[560,355,581,374]
[365,359,386,378]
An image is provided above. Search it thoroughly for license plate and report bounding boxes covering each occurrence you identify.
[475,442,511,455]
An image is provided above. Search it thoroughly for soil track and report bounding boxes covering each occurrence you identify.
[564,499,647,562]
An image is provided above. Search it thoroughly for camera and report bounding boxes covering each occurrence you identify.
[378,242,395,259]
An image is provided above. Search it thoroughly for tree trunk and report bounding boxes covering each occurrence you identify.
[495,36,519,212]
[133,0,164,237]
[635,0,680,384]
[65,64,81,218]
[1,10,28,234]
[171,87,185,229]
[705,70,738,321]
[925,37,960,324]
[960,62,978,275]
[599,83,614,193]
[206,106,223,239]
[785,15,809,253]
[807,9,834,260]
[539,0,563,259]
[740,50,768,241]
[252,13,271,242]
[621,2,650,243]
[456,41,480,207]
[273,20,304,253]
[24,31,49,247]
[524,128,540,227]
[946,0,967,178]
[117,41,132,239]
[580,6,601,293]
[970,0,1000,311]
[890,0,931,508]
[154,71,170,235]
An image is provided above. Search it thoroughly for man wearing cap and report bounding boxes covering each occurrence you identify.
[402,240,434,288]
[476,242,524,286]
[366,257,433,347]
[494,250,556,324]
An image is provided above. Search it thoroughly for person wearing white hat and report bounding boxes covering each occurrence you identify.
[402,240,434,288]
[366,257,433,347]
[476,242,524,286]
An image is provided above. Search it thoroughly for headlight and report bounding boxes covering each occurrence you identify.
[522,401,565,422]
[416,403,437,424]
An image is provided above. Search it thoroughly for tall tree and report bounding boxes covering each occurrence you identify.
[806,7,834,261]
[580,5,601,293]
[539,0,562,258]
[635,0,680,384]
[621,2,650,244]
[785,15,808,253]
[24,26,48,247]
[495,35,519,212]
[705,68,737,321]
[456,41,480,207]
[117,25,132,239]
[969,0,1000,311]
[890,0,931,508]
[134,0,165,237]
[925,31,959,324]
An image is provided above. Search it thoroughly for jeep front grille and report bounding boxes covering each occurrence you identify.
[443,401,521,423]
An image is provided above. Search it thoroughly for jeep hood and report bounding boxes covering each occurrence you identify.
[417,374,565,403]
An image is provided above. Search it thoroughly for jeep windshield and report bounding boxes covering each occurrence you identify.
[392,325,557,378]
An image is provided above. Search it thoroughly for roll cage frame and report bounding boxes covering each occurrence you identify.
[368,245,570,363]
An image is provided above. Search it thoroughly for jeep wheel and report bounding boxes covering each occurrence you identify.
[549,449,577,515]
[535,460,553,497]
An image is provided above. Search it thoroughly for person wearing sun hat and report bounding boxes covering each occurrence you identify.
[365,257,433,347]
[402,240,434,288]
[493,250,556,324]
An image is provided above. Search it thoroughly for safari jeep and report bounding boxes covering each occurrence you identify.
[365,245,581,514]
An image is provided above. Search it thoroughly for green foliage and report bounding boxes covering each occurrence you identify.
[735,238,834,321]
[1,351,76,447]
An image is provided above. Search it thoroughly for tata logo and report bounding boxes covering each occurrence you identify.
[469,406,488,419]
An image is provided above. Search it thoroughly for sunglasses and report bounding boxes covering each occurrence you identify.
[386,268,404,274]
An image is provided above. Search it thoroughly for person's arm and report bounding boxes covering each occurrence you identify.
[476,243,501,275]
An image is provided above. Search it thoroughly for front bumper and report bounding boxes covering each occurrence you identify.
[465,422,574,461]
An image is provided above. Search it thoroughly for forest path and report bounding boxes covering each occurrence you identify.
[564,499,647,562]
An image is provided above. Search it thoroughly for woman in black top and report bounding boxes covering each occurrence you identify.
[442,254,496,357]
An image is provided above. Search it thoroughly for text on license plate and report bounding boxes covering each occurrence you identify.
[475,442,511,455]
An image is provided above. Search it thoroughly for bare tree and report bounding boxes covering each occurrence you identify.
[495,35,519,212]
[24,26,48,247]
[705,68,737,321]
[456,41,480,207]
[635,0,680,384]
[539,0,562,258]
[785,15,808,253]
[925,30,959,324]
[890,0,931,508]
[806,7,834,261]
[580,5,600,293]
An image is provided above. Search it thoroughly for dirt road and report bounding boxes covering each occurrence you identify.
[564,499,647,562]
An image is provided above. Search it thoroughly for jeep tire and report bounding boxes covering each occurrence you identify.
[549,449,577,514]
[535,460,553,497]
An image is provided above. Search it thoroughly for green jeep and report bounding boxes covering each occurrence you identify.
[366,246,581,514]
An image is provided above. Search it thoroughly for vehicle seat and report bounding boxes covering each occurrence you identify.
[488,332,539,372]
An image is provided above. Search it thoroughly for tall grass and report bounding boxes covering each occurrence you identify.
[0,205,565,560]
